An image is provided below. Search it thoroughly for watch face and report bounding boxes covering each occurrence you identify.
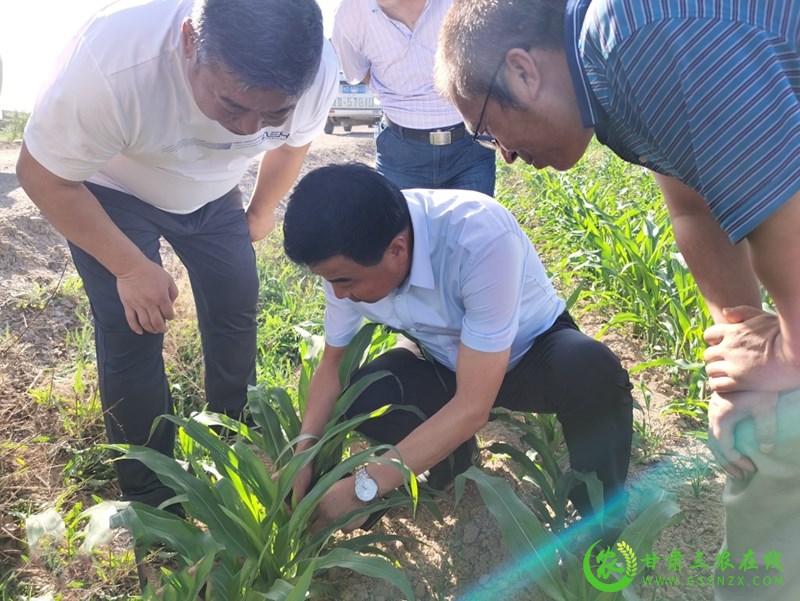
[355,474,379,502]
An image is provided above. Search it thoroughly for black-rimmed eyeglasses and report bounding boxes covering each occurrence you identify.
[470,57,506,151]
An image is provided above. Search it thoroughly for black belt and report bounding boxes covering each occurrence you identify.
[382,117,467,145]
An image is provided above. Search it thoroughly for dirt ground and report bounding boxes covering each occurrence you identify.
[0,130,725,601]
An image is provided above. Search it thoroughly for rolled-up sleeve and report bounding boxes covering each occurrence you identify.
[322,281,365,348]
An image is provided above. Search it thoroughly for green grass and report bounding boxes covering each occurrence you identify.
[0,111,29,142]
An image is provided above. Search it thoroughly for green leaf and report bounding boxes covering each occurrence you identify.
[459,467,568,600]
[112,502,220,562]
[488,441,557,509]
[338,323,380,388]
[106,444,258,558]
[263,579,296,601]
[315,547,416,601]
[284,560,316,601]
[328,370,395,424]
[616,492,683,577]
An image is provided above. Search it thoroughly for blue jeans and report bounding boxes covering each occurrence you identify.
[70,183,258,507]
[375,120,496,195]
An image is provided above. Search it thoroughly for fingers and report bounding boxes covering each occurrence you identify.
[125,303,170,335]
[124,305,144,335]
[145,305,169,334]
[708,422,756,480]
[703,324,724,345]
[288,482,307,508]
[721,305,764,323]
[168,278,179,302]
[703,354,737,392]
[309,506,367,534]
[116,264,178,334]
[121,294,176,335]
[703,304,765,344]
[706,374,738,393]
[342,514,368,534]
[707,393,757,479]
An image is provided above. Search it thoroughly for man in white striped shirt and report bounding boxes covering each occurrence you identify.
[332,0,496,194]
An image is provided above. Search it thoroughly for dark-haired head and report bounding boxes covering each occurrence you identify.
[191,0,323,96]
[283,163,411,267]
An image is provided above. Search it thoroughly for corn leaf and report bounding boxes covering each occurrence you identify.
[111,502,219,562]
[457,467,568,601]
[337,322,380,388]
[314,547,415,600]
[106,444,258,558]
[283,560,316,601]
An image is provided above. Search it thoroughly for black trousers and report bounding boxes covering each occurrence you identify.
[70,183,258,507]
[345,312,633,518]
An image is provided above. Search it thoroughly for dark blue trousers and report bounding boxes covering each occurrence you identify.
[375,120,497,195]
[70,183,258,507]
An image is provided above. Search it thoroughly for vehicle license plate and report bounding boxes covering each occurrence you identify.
[341,84,367,94]
[333,96,375,108]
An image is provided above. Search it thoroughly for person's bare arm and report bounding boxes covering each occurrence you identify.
[700,192,800,477]
[653,172,762,320]
[704,190,800,393]
[16,142,177,334]
[246,143,311,242]
[653,173,775,478]
[310,344,509,532]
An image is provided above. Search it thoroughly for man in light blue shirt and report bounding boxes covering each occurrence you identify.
[282,163,633,536]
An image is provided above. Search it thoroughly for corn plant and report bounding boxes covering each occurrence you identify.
[487,409,590,535]
[629,380,664,463]
[110,323,418,600]
[456,468,681,601]
[498,157,713,426]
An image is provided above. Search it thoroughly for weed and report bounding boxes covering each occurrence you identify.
[631,379,664,462]
[14,282,49,312]
[456,468,682,601]
[666,453,717,499]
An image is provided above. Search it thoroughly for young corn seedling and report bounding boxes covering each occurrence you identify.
[456,468,681,601]
[110,323,420,601]
[487,409,585,535]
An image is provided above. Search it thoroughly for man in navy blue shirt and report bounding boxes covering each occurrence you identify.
[436,1,800,598]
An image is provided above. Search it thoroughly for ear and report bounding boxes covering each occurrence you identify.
[181,19,196,59]
[503,48,543,106]
[387,233,408,259]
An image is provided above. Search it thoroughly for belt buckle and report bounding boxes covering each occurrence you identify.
[429,130,451,145]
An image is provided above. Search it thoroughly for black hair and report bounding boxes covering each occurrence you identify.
[192,0,323,96]
[283,163,411,266]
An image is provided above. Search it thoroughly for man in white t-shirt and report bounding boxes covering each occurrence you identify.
[16,0,338,508]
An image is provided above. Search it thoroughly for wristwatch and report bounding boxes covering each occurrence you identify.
[354,466,379,502]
